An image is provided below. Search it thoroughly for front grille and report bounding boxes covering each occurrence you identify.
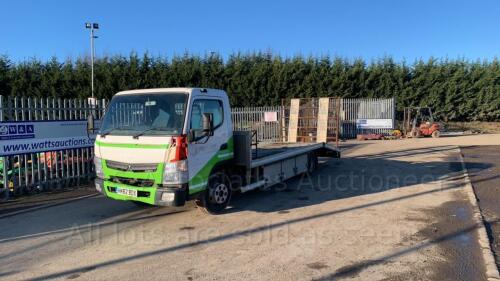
[110,176,155,187]
[106,160,158,172]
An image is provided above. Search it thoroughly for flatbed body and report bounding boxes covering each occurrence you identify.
[252,142,326,159]
[233,131,340,192]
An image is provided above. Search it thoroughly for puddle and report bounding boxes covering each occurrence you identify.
[454,206,468,220]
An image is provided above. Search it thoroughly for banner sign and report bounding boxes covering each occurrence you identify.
[356,118,393,129]
[0,120,96,156]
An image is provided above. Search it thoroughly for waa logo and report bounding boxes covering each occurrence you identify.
[0,125,7,135]
[0,124,35,140]
[0,124,35,136]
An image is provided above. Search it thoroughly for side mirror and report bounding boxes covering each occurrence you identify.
[87,114,95,135]
[202,113,214,136]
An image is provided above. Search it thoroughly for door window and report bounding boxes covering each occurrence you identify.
[190,99,224,130]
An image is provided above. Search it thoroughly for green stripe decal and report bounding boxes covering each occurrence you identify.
[188,136,234,194]
[95,141,170,149]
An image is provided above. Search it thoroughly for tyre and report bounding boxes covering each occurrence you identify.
[431,130,440,138]
[410,130,418,138]
[195,171,232,214]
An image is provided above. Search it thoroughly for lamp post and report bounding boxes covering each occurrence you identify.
[85,22,99,100]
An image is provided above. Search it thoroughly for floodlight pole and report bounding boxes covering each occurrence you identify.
[90,26,95,99]
[85,22,99,100]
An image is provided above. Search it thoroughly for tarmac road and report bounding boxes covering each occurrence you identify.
[1,135,499,281]
[462,145,500,270]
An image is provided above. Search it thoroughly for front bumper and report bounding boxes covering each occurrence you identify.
[95,178,187,207]
[154,184,188,206]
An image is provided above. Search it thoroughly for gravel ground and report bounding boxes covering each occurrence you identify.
[0,187,97,216]
[0,134,499,281]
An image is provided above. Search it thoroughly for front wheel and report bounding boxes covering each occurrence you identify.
[195,171,232,214]
[432,130,440,138]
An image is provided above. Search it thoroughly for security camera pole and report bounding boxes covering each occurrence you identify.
[85,22,99,102]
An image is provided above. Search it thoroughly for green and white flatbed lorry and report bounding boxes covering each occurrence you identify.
[89,88,340,214]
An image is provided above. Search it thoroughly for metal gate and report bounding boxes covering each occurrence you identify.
[340,98,395,138]
[286,98,341,144]
[0,96,106,197]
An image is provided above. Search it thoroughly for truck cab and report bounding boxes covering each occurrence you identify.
[93,88,234,213]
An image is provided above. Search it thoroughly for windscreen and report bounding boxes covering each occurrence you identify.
[100,93,188,136]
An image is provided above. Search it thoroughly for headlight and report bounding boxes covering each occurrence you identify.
[163,160,188,184]
[94,156,104,179]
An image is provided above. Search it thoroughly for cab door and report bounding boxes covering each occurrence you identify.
[187,97,228,193]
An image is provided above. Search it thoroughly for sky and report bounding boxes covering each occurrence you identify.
[1,0,499,63]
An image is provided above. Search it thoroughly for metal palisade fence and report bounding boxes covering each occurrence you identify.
[270,97,395,141]
[231,106,285,143]
[230,98,395,142]
[0,95,394,196]
[0,96,106,196]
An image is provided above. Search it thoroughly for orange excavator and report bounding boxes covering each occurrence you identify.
[403,107,441,138]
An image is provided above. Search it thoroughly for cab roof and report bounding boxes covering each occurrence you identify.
[115,88,226,97]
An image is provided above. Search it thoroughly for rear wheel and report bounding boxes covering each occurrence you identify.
[410,130,419,138]
[195,171,232,214]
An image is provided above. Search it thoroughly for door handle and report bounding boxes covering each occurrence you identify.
[220,143,228,150]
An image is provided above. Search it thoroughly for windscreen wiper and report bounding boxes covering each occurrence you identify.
[100,129,115,138]
[132,127,162,139]
[100,127,125,138]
